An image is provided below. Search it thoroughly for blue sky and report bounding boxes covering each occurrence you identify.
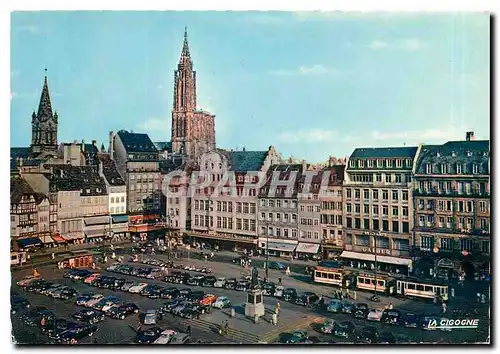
[10,11,490,162]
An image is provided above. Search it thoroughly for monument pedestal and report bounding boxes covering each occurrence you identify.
[245,288,265,317]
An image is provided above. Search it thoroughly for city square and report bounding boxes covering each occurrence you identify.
[10,11,490,345]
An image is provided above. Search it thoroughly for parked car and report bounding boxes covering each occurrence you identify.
[11,296,31,314]
[160,287,180,300]
[102,298,123,312]
[172,301,191,316]
[21,307,55,327]
[187,275,205,286]
[358,326,379,343]
[107,303,139,319]
[200,294,217,306]
[202,276,217,287]
[235,280,250,291]
[268,262,286,270]
[72,309,105,324]
[224,278,237,290]
[381,309,402,325]
[45,320,81,340]
[326,299,343,313]
[177,288,192,300]
[153,329,177,344]
[213,277,226,288]
[75,293,94,306]
[143,309,157,325]
[212,296,231,309]
[58,325,98,344]
[294,292,319,306]
[320,319,336,334]
[16,276,39,287]
[129,283,149,294]
[188,291,206,303]
[282,288,298,302]
[278,330,308,344]
[402,312,420,328]
[110,278,126,291]
[56,288,78,300]
[136,327,163,344]
[334,321,356,340]
[341,301,356,314]
[354,303,369,319]
[160,300,181,314]
[261,282,275,296]
[84,294,105,308]
[367,309,384,322]
[121,281,136,292]
[84,273,101,284]
[274,286,284,298]
[168,333,190,344]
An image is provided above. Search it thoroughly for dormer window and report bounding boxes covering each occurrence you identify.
[406,159,412,167]
[451,151,456,157]
[466,151,472,157]
[436,152,441,157]
[483,151,488,157]
[395,159,402,168]
[456,164,463,174]
[377,159,383,168]
[367,160,373,168]
[359,160,364,168]
[349,159,356,167]
[426,164,432,174]
[386,159,393,168]
[472,164,479,174]
[441,164,448,174]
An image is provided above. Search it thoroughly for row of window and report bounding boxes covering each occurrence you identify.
[320,214,343,225]
[168,197,180,204]
[110,196,126,204]
[198,187,258,197]
[321,201,343,210]
[110,206,126,214]
[346,204,409,218]
[299,205,321,213]
[420,236,490,253]
[346,188,409,201]
[260,199,297,209]
[129,174,158,181]
[417,215,490,231]
[259,212,298,223]
[345,234,410,250]
[260,227,298,238]
[424,162,484,175]
[129,183,159,191]
[300,218,320,226]
[418,199,488,213]
[349,158,413,169]
[345,217,410,233]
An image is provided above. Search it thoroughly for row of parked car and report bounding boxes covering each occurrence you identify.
[11,295,99,344]
[324,298,453,333]
[17,277,77,300]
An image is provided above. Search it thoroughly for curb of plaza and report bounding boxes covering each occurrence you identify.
[258,315,324,343]
[185,317,260,344]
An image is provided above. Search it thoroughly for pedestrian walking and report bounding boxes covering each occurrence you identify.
[388,302,393,310]
[51,253,55,260]
[433,295,438,304]
[204,255,208,262]
[276,301,281,315]
[278,277,282,285]
[306,296,310,307]
[196,310,200,319]
[285,267,291,276]
[442,301,447,313]
[224,321,229,336]
[272,313,277,326]
[476,293,481,303]
[187,325,192,337]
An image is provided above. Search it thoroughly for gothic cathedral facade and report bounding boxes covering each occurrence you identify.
[171,29,216,161]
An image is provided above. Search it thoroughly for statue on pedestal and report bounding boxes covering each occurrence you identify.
[251,265,260,289]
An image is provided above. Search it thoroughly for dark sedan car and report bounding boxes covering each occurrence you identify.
[110,278,126,291]
[45,320,81,340]
[268,261,286,270]
[261,282,275,296]
[21,308,55,327]
[160,287,180,300]
[160,300,180,314]
[177,288,192,300]
[56,288,78,300]
[187,275,206,286]
[107,303,139,319]
[224,278,237,290]
[401,312,420,328]
[75,293,95,306]
[202,276,217,287]
[341,301,356,314]
[235,281,250,292]
[358,326,379,343]
[188,291,206,302]
[354,303,369,319]
[72,309,105,324]
[136,327,163,344]
[334,321,356,340]
[381,309,402,325]
[174,273,191,284]
[140,284,160,297]
[282,288,298,302]
[294,292,319,306]
[11,296,30,314]
[58,324,98,344]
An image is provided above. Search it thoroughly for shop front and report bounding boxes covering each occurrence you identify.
[295,242,321,261]
[258,238,297,258]
[341,245,412,275]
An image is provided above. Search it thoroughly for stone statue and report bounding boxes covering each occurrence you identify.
[251,265,260,289]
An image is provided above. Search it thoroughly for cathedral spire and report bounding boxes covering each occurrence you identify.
[180,26,191,61]
[36,69,54,121]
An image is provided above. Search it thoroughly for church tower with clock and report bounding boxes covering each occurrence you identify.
[30,72,59,157]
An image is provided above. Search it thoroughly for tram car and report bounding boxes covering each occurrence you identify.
[354,272,396,295]
[396,278,449,301]
[312,266,352,288]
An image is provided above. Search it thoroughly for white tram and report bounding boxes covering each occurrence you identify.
[396,278,449,301]
[355,273,396,295]
[312,266,352,288]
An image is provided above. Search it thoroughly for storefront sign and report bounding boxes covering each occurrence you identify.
[360,247,391,255]
[363,231,387,237]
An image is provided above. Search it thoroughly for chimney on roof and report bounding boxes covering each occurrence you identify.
[98,161,103,177]
[466,131,475,141]
[92,140,97,147]
[242,147,246,152]
[301,159,307,171]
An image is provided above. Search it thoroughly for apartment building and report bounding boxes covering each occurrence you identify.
[412,132,490,279]
[343,146,418,273]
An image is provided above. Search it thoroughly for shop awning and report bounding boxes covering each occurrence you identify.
[39,235,55,244]
[85,230,105,238]
[111,226,129,234]
[340,251,411,266]
[296,243,320,254]
[18,237,41,248]
[84,216,110,226]
[62,233,84,241]
[51,234,66,243]
[112,215,129,223]
[266,242,297,252]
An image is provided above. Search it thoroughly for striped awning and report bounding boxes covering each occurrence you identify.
[62,233,84,241]
[51,234,66,243]
[39,235,55,244]
[84,216,110,226]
